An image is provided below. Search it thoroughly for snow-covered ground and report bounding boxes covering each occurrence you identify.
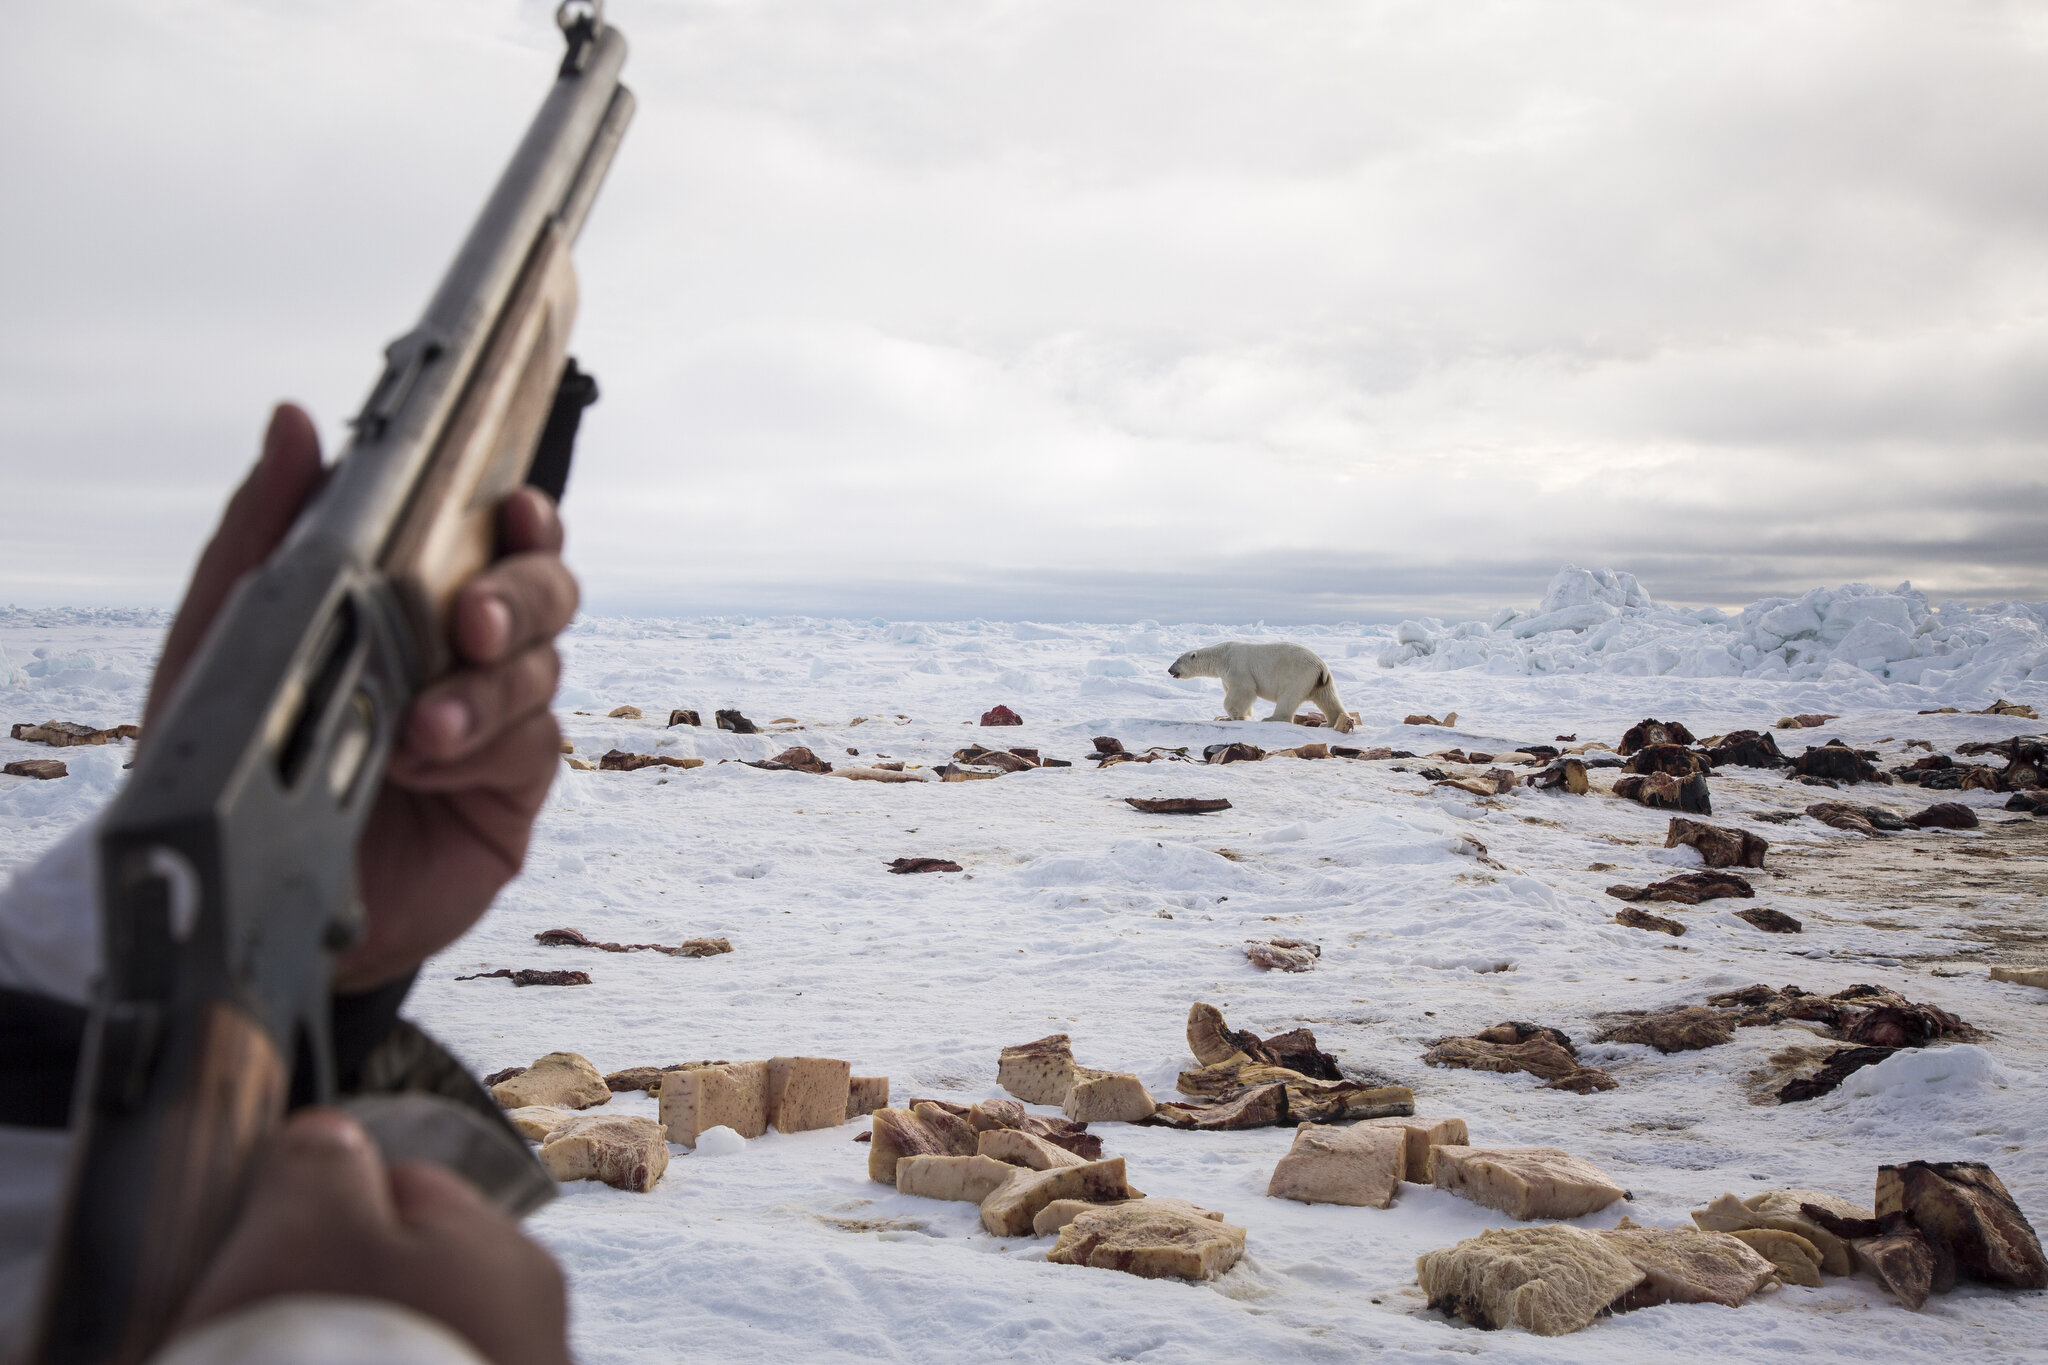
[4,571,2046,1363]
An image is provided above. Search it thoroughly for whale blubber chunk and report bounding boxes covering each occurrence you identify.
[978,1128,1085,1171]
[766,1056,850,1133]
[981,1158,1131,1236]
[1145,1082,1288,1131]
[1853,1231,1934,1310]
[1725,1228,1823,1287]
[1592,1008,1734,1054]
[1417,1225,1643,1336]
[1428,1146,1626,1220]
[1186,1003,1246,1068]
[1422,1024,1616,1093]
[1047,1203,1247,1281]
[894,1154,1023,1203]
[1691,1188,1872,1277]
[968,1098,1025,1131]
[1266,1123,1404,1208]
[538,1115,669,1193]
[866,1104,978,1183]
[603,1066,666,1094]
[505,1105,580,1142]
[659,1060,770,1147]
[998,1034,1077,1105]
[1598,1222,1777,1308]
[1875,1160,2048,1292]
[845,1076,890,1119]
[1362,1116,1469,1182]
[489,1052,611,1111]
[1062,1071,1156,1123]
[1032,1196,1221,1237]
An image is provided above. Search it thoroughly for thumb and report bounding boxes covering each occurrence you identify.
[242,1108,396,1227]
[180,1109,396,1327]
[145,404,325,734]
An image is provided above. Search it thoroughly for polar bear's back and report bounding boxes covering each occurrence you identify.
[1224,641,1330,690]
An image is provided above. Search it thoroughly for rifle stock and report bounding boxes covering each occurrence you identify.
[39,1004,288,1365]
[29,8,631,1360]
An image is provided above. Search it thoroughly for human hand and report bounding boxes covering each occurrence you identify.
[178,1109,569,1365]
[145,404,580,992]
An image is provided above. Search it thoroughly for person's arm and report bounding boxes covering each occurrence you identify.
[0,403,580,1363]
[160,1111,565,1365]
[0,820,98,1009]
[150,1296,489,1365]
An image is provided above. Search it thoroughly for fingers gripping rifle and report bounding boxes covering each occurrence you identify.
[31,7,632,1362]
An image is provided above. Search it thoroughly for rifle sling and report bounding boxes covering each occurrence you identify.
[0,987,87,1128]
[0,972,420,1130]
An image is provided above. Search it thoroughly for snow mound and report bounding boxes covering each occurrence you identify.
[1836,1044,2006,1102]
[694,1125,747,1156]
[1084,657,1144,677]
[1370,565,2048,700]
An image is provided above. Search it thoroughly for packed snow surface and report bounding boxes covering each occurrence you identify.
[3,573,2046,1364]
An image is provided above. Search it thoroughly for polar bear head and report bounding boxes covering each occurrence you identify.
[1167,646,1220,679]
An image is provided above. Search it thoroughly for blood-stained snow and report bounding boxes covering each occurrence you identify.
[3,575,2045,1363]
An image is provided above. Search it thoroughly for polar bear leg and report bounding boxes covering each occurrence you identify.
[1221,679,1258,721]
[1263,683,1312,723]
[1308,680,1354,733]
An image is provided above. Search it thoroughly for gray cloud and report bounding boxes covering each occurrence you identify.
[4,0,2047,619]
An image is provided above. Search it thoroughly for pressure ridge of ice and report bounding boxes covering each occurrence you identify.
[1366,566,2048,693]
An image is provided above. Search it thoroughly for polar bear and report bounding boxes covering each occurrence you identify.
[1168,642,1355,732]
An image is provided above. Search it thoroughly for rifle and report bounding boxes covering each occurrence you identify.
[30,6,633,1361]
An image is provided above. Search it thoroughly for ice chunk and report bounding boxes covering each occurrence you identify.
[1538,566,1650,613]
[1510,602,1616,638]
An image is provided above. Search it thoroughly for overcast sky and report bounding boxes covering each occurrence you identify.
[5,0,2047,622]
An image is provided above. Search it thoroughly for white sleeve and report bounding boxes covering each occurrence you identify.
[0,820,104,1357]
[0,1127,74,1363]
[0,818,101,1006]
[149,1295,492,1365]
